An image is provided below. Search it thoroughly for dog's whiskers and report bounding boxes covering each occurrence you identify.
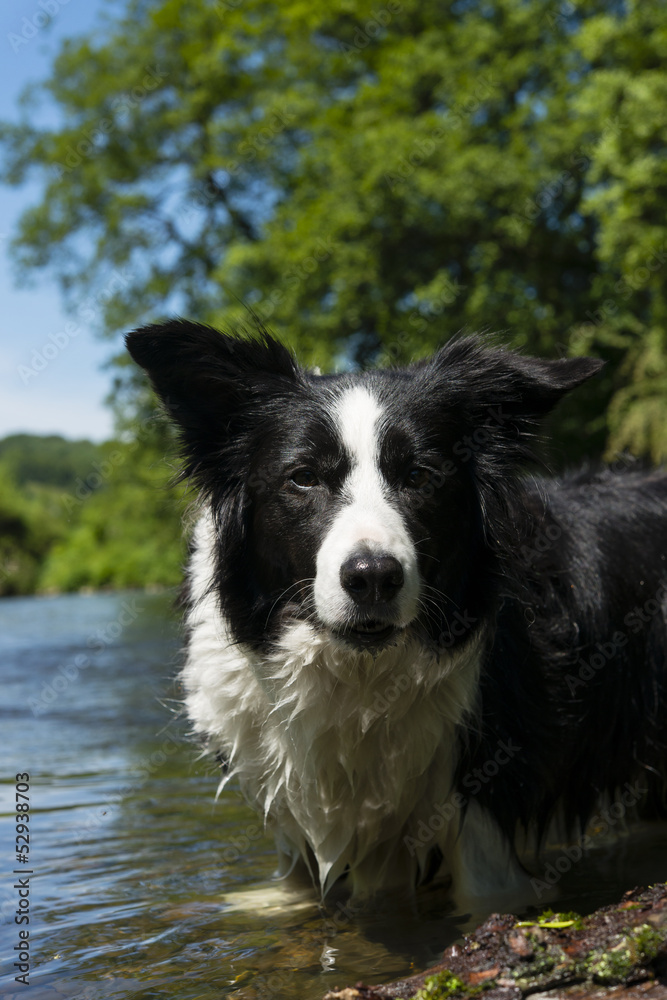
[265,578,316,626]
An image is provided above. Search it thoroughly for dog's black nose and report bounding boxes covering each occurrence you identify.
[340,553,404,604]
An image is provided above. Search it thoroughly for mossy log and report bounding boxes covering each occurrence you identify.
[323,884,667,1000]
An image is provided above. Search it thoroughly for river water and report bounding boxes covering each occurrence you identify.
[1,591,666,1000]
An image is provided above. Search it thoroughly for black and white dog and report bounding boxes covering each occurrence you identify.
[126,321,667,902]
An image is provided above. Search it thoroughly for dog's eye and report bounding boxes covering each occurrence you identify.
[290,469,319,489]
[405,467,431,489]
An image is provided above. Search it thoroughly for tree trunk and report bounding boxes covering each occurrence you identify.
[323,884,667,1000]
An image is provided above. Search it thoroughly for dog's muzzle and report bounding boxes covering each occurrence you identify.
[337,551,404,647]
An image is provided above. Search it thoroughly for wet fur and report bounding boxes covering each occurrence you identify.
[126,321,667,901]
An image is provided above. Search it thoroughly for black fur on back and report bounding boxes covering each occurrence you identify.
[461,466,667,844]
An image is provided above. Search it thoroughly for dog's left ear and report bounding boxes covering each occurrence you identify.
[488,350,605,417]
[430,337,604,419]
[425,337,605,476]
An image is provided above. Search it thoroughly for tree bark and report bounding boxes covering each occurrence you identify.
[323,884,667,1000]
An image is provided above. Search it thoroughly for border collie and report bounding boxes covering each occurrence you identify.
[126,321,667,902]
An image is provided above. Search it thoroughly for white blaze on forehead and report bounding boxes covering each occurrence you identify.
[313,384,420,629]
[335,386,389,541]
[337,385,382,464]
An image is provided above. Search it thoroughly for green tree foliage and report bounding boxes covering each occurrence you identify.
[0,463,65,595]
[0,434,101,491]
[39,428,188,592]
[2,0,667,465]
[0,432,187,595]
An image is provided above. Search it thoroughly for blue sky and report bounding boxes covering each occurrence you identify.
[0,0,118,441]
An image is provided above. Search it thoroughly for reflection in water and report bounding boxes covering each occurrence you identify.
[1,591,666,999]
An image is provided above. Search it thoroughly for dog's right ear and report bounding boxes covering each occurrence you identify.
[125,319,300,439]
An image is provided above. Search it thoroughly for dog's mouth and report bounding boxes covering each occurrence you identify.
[334,619,398,649]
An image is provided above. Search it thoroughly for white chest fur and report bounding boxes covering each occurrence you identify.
[181,511,485,895]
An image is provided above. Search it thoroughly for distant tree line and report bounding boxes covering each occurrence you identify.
[0,432,186,596]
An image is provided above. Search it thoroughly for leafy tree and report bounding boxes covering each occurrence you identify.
[2,0,667,461]
[0,434,101,491]
[0,459,67,595]
[38,423,187,592]
[0,430,186,596]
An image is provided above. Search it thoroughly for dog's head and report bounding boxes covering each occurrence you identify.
[126,321,602,653]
